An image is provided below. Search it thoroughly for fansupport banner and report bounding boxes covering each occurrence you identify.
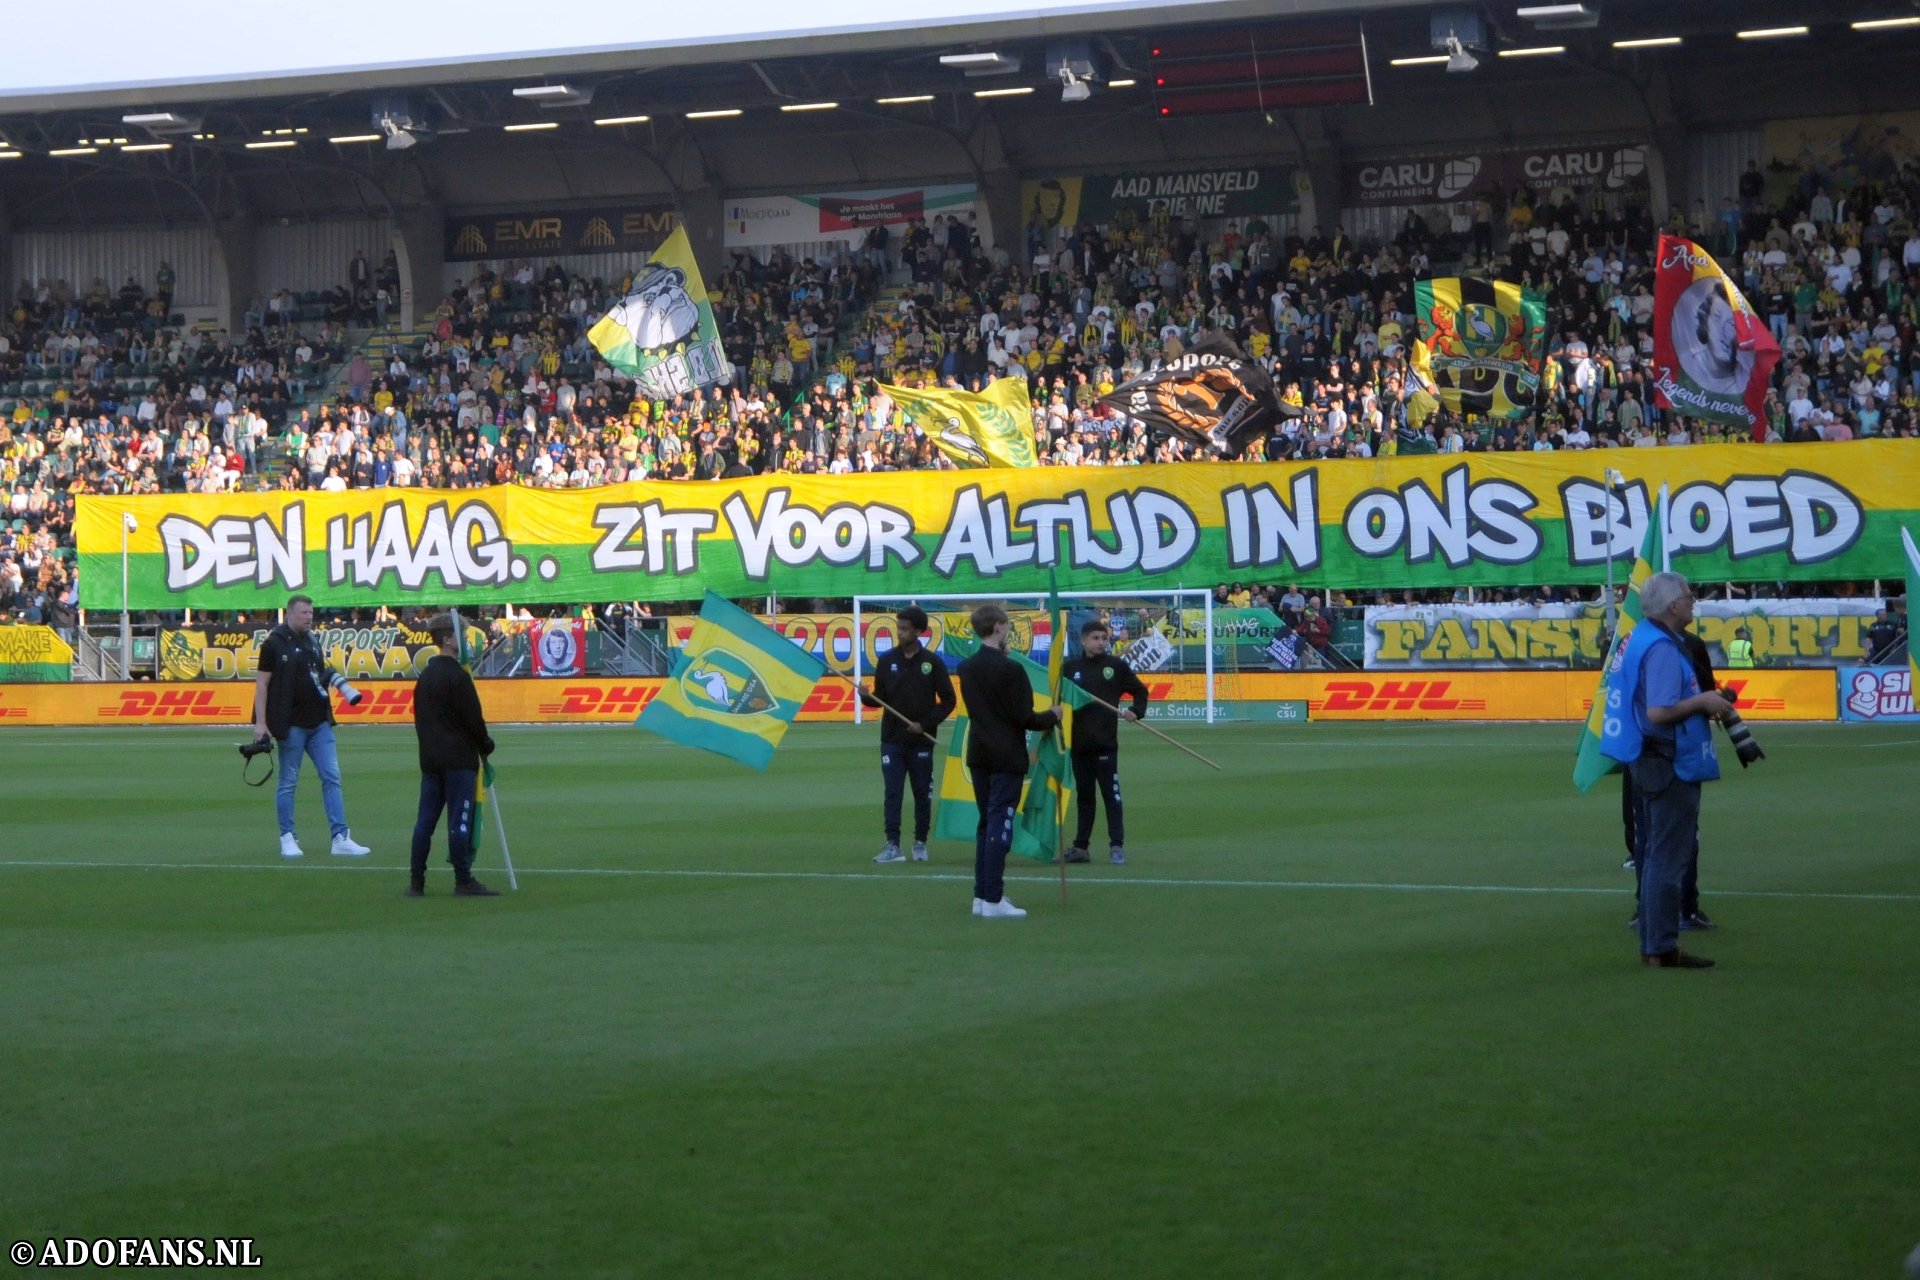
[1413,278,1548,420]
[1365,599,1888,670]
[76,441,1920,610]
[723,185,976,249]
[158,621,486,681]
[1652,234,1781,429]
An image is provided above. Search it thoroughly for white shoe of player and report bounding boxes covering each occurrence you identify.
[977,897,1027,919]
[330,832,371,857]
[279,833,304,860]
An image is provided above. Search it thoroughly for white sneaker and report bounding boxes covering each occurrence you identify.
[971,897,984,916]
[873,844,905,864]
[330,832,371,857]
[911,842,929,862]
[279,833,303,860]
[977,897,1027,919]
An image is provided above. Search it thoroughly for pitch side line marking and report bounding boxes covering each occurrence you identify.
[0,860,1913,903]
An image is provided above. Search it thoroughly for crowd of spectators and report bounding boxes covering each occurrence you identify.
[5,159,1918,629]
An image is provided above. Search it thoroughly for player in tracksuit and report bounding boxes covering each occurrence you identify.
[1059,618,1151,865]
[858,606,956,863]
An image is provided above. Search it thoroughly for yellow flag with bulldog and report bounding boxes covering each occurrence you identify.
[882,377,1039,468]
[637,591,826,770]
[588,225,732,399]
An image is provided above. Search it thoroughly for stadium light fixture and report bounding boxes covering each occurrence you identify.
[686,108,743,119]
[502,121,559,132]
[1108,78,1136,87]
[875,94,934,104]
[1498,45,1565,57]
[939,52,1017,70]
[1737,26,1809,39]
[245,140,297,149]
[122,142,173,152]
[592,115,651,126]
[1392,54,1450,65]
[512,84,593,107]
[49,146,98,156]
[780,102,838,112]
[1515,4,1597,28]
[973,86,1034,98]
[0,150,22,159]
[1613,36,1682,48]
[328,133,382,144]
[1853,16,1920,29]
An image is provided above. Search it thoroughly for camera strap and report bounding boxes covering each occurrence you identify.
[242,740,275,787]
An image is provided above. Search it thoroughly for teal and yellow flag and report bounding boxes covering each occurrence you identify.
[588,225,732,399]
[1413,277,1548,420]
[883,377,1039,468]
[638,591,824,770]
[1573,487,1668,793]
[932,649,1066,856]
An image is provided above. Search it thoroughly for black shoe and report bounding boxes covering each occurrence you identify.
[405,883,425,897]
[454,879,499,897]
[1063,846,1091,864]
[1680,911,1717,932]
[1643,949,1715,969]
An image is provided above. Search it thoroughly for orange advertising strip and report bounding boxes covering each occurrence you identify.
[0,671,1840,726]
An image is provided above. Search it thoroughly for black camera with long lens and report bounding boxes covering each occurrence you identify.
[1719,691,1765,767]
[238,737,273,761]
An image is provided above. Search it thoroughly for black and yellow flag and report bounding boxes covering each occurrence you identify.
[1412,278,1548,420]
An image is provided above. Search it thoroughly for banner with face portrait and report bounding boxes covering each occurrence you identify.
[1651,234,1781,429]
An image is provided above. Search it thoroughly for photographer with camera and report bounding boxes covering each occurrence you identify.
[1601,573,1735,970]
[251,595,370,860]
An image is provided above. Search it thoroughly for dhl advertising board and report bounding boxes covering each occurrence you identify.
[0,671,1839,726]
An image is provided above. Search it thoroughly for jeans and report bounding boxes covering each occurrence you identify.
[970,770,1024,904]
[1071,751,1125,849]
[277,721,348,839]
[411,768,478,882]
[880,743,935,844]
[1631,757,1701,957]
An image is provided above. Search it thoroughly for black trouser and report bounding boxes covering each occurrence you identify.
[880,742,935,844]
[970,769,1024,904]
[1626,767,1700,916]
[411,768,478,884]
[1071,750,1124,849]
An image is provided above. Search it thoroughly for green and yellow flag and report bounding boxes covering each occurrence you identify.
[883,377,1039,469]
[1573,486,1668,792]
[1413,277,1548,420]
[932,649,1063,856]
[637,591,824,770]
[588,225,732,400]
[1903,526,1920,686]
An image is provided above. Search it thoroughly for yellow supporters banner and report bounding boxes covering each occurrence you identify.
[881,377,1039,468]
[75,441,1920,610]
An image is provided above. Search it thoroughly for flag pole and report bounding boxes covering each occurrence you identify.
[1070,687,1223,770]
[487,777,519,892]
[825,671,939,745]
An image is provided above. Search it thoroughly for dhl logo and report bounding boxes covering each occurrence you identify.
[1578,678,1784,714]
[536,685,660,717]
[1309,680,1488,713]
[99,689,240,718]
[801,683,856,714]
[338,687,416,717]
[0,694,22,718]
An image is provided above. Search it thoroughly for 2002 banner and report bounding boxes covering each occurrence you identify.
[76,442,1920,610]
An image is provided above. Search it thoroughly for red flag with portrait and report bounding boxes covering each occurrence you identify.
[1651,233,1780,429]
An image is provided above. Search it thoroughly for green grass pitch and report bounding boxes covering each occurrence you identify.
[2,720,1915,1278]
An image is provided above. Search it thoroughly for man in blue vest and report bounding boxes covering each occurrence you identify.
[1600,572,1732,969]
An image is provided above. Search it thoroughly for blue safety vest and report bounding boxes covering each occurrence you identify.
[1598,621,1721,783]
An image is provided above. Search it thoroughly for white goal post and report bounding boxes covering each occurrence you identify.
[851,589,1216,724]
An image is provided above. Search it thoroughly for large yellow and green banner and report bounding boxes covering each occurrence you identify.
[76,442,1920,610]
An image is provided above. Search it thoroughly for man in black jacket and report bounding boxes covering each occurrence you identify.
[1060,619,1151,865]
[956,604,1061,919]
[858,606,956,864]
[409,613,498,897]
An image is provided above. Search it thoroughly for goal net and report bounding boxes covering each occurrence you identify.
[851,590,1221,722]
